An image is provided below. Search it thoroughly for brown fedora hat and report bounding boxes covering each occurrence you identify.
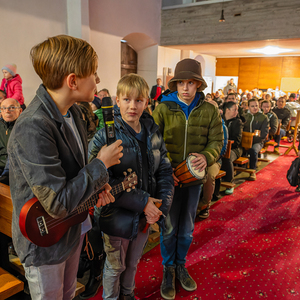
[168,58,207,92]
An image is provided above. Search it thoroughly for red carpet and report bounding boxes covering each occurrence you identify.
[91,152,300,300]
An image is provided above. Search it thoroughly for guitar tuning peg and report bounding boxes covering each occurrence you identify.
[123,171,127,176]
[132,186,135,189]
[129,183,132,187]
[127,168,132,173]
[126,188,131,192]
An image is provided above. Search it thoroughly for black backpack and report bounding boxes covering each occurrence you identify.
[287,157,300,186]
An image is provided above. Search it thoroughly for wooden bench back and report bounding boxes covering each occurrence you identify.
[241,131,254,150]
[0,183,12,238]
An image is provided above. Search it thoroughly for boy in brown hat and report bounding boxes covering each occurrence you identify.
[153,58,223,299]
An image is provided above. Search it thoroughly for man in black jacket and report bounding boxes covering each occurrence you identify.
[150,78,165,110]
[261,100,278,137]
[0,98,22,182]
[272,97,291,154]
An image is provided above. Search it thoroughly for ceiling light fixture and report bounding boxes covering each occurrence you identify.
[219,0,225,22]
[249,46,294,55]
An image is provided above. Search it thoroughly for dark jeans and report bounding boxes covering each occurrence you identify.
[274,129,286,148]
[248,143,263,170]
[160,184,202,267]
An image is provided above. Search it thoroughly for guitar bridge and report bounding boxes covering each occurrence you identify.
[36,216,48,236]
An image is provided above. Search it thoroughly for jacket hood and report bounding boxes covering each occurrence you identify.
[8,74,22,84]
[161,91,205,107]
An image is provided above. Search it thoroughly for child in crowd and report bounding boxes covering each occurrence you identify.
[89,73,174,300]
[243,98,269,180]
[91,89,111,131]
[8,35,123,300]
[152,58,223,300]
[1,63,25,109]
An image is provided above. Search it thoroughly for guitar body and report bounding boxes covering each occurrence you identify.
[19,197,88,247]
[19,171,137,247]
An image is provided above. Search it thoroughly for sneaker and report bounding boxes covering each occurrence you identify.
[225,187,234,195]
[160,266,176,300]
[295,186,300,192]
[274,148,280,155]
[176,264,197,292]
[248,173,256,181]
[198,208,209,219]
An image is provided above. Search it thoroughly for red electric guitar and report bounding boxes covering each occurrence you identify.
[19,170,137,247]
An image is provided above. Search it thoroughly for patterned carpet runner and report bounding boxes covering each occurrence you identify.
[92,152,300,300]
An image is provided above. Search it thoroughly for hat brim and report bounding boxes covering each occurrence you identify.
[168,71,207,92]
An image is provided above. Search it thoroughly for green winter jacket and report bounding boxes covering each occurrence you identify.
[94,108,104,131]
[152,93,223,168]
[244,112,269,144]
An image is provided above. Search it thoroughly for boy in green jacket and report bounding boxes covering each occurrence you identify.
[153,58,223,300]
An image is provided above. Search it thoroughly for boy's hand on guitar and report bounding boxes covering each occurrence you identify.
[95,183,115,207]
[144,197,162,218]
[96,139,123,168]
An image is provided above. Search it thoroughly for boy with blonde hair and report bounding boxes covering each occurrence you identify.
[89,73,174,300]
[8,35,123,300]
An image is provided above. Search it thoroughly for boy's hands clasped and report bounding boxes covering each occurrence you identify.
[144,197,162,225]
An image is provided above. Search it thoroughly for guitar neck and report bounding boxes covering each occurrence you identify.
[76,182,124,214]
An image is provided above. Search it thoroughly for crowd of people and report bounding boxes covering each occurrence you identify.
[2,35,300,300]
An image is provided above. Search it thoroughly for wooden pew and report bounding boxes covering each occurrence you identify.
[0,183,85,298]
[233,132,256,174]
[0,183,24,299]
[219,140,236,189]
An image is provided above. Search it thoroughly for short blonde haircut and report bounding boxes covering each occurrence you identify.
[30,35,98,90]
[116,73,149,99]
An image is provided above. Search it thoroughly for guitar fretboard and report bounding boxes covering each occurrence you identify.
[75,176,134,214]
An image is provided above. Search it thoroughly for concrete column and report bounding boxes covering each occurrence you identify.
[66,0,82,38]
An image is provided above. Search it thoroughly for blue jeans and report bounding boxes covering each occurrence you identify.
[248,143,263,170]
[160,184,202,267]
[274,129,286,148]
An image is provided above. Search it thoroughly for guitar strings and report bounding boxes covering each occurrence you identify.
[43,185,119,230]
[41,177,134,231]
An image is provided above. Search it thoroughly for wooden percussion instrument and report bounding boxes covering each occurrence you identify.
[174,155,206,184]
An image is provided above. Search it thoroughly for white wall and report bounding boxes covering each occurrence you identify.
[0,0,68,104]
[1,0,162,101]
[90,31,122,96]
[138,45,159,90]
[88,0,162,96]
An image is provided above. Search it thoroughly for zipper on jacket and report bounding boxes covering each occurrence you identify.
[250,115,254,132]
[183,119,188,159]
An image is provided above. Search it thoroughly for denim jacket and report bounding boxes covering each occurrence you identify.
[8,84,109,267]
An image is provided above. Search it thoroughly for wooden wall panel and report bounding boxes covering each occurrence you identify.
[258,57,282,89]
[238,58,260,91]
[216,56,300,92]
[216,58,239,76]
[281,57,300,78]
